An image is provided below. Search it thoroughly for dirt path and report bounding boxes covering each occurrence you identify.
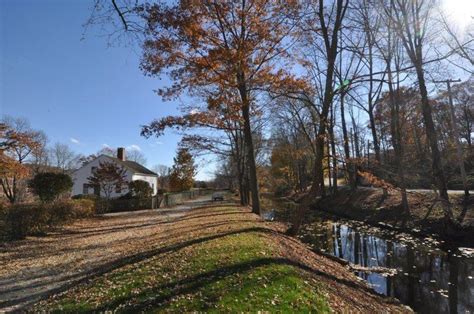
[0,195,213,312]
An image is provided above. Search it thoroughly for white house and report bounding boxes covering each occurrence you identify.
[72,147,158,197]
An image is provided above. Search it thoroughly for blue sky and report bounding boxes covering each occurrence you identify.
[0,0,214,180]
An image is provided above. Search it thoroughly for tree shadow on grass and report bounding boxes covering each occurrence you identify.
[2,217,265,282]
[94,256,382,313]
[0,226,277,310]
[174,210,249,223]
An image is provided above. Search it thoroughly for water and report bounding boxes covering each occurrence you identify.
[264,201,474,313]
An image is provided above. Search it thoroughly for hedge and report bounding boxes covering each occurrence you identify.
[0,199,95,240]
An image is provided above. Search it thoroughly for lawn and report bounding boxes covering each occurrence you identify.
[34,207,329,313]
[33,205,407,313]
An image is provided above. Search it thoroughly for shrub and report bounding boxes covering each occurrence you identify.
[0,199,96,240]
[70,199,95,218]
[274,184,291,197]
[2,203,50,239]
[29,172,73,202]
[72,194,99,200]
[118,192,134,200]
[128,180,153,198]
[48,199,96,224]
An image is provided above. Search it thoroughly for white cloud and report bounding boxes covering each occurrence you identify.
[127,144,141,151]
[70,138,80,144]
[149,141,164,148]
[102,143,111,149]
[189,108,200,115]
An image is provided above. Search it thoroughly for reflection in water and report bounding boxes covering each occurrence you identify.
[264,204,474,314]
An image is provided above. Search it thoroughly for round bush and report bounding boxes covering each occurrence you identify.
[128,180,153,198]
[29,172,73,202]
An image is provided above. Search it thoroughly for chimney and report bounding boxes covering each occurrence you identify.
[117,147,126,161]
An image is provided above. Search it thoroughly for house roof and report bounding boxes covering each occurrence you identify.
[120,160,157,176]
[108,156,157,176]
[75,154,157,176]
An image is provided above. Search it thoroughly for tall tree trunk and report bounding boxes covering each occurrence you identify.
[237,165,246,206]
[387,69,409,213]
[237,65,260,214]
[234,131,247,206]
[241,102,260,214]
[368,111,381,163]
[340,92,356,189]
[446,81,469,199]
[414,64,451,220]
[350,113,361,158]
[351,113,362,184]
[326,125,334,191]
[387,0,453,224]
[330,117,338,193]
[310,0,347,197]
[367,40,381,164]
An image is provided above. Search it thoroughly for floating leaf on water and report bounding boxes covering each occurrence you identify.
[458,248,474,257]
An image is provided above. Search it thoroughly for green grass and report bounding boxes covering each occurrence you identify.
[36,215,330,313]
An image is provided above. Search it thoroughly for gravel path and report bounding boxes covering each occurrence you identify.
[0,195,213,312]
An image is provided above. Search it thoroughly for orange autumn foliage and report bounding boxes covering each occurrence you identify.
[0,123,42,203]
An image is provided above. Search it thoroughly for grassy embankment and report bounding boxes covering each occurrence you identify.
[34,204,407,312]
[316,186,474,245]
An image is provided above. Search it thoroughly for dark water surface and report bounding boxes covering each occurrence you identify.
[264,200,474,313]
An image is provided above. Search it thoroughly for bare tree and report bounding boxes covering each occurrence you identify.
[383,0,453,223]
[30,132,50,173]
[441,15,474,73]
[50,142,79,171]
[451,77,474,147]
[300,0,349,196]
[126,149,147,165]
[152,164,170,190]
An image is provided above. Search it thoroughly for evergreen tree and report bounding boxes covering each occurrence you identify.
[169,148,196,192]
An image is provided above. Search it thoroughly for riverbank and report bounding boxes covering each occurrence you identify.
[32,204,408,312]
[314,186,474,247]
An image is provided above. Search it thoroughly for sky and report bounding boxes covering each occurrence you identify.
[0,0,215,180]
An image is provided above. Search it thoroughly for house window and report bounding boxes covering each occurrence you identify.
[152,183,154,190]
[94,185,100,196]
[91,167,97,174]
[83,184,89,195]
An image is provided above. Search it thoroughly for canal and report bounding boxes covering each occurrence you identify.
[263,199,474,313]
